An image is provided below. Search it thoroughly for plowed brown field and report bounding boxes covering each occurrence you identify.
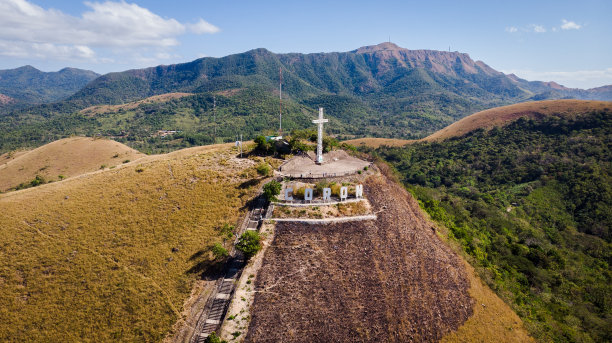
[246,173,473,342]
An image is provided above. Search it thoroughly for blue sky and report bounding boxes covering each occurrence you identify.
[0,0,610,88]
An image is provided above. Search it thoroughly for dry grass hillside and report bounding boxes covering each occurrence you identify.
[342,137,414,148]
[79,92,192,116]
[344,100,611,148]
[423,99,612,141]
[0,143,264,342]
[0,137,145,192]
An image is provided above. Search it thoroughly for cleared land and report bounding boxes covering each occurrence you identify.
[0,143,263,342]
[246,172,474,342]
[0,137,144,192]
[79,92,193,116]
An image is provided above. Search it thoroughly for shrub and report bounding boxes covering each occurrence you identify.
[254,135,270,153]
[219,223,234,239]
[211,243,228,260]
[256,163,271,176]
[204,332,227,343]
[263,180,281,202]
[236,231,261,259]
[14,175,47,190]
[123,159,130,164]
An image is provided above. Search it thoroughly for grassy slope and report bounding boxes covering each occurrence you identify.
[0,143,262,342]
[344,100,612,148]
[341,137,415,148]
[79,93,193,116]
[423,99,611,141]
[0,137,144,192]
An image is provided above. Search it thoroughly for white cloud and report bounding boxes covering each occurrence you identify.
[0,0,219,64]
[189,19,220,34]
[503,68,612,89]
[505,26,518,33]
[532,25,546,33]
[0,40,95,60]
[561,19,581,30]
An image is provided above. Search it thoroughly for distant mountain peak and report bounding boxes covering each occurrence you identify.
[355,42,403,53]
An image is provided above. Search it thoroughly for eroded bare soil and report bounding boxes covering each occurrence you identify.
[246,173,473,342]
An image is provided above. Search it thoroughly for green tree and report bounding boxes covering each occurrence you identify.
[235,231,261,259]
[254,135,269,152]
[211,243,228,260]
[263,180,281,202]
[204,332,227,343]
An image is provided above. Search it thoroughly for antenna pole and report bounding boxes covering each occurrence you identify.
[213,95,216,139]
[279,67,283,135]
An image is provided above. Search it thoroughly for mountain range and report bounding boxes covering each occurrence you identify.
[1,42,611,153]
[0,65,99,105]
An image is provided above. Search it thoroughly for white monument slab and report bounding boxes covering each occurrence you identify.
[304,188,313,202]
[323,188,331,202]
[285,187,293,201]
[340,186,348,201]
[356,184,363,198]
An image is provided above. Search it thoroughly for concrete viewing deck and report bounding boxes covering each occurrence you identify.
[279,150,370,178]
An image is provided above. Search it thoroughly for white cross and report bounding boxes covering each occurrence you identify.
[312,107,328,164]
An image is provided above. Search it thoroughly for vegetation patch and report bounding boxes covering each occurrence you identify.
[376,110,612,342]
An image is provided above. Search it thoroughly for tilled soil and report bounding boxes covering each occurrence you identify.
[245,174,473,342]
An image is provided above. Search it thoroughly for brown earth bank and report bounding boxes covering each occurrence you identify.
[245,173,473,342]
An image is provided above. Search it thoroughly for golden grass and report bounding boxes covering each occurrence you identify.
[0,137,145,192]
[342,137,415,148]
[0,143,261,342]
[424,99,612,141]
[441,259,535,343]
[79,92,192,116]
[343,100,611,148]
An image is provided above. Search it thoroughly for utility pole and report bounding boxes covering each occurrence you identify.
[213,95,216,139]
[279,67,282,136]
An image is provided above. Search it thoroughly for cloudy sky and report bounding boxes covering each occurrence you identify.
[0,0,610,88]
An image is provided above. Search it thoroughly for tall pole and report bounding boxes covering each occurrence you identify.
[279,67,282,135]
[240,133,243,158]
[213,95,216,139]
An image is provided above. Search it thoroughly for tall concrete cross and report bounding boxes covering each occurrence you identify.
[312,107,328,164]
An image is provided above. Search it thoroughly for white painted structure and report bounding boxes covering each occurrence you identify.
[340,186,348,201]
[323,188,331,202]
[312,107,328,164]
[283,184,363,202]
[304,188,313,202]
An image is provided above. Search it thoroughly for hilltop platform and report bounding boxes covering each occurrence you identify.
[279,150,370,179]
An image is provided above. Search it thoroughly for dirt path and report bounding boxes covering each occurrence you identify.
[245,173,473,342]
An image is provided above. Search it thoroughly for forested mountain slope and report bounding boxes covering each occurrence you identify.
[0,65,99,105]
[2,43,611,154]
[375,105,611,342]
